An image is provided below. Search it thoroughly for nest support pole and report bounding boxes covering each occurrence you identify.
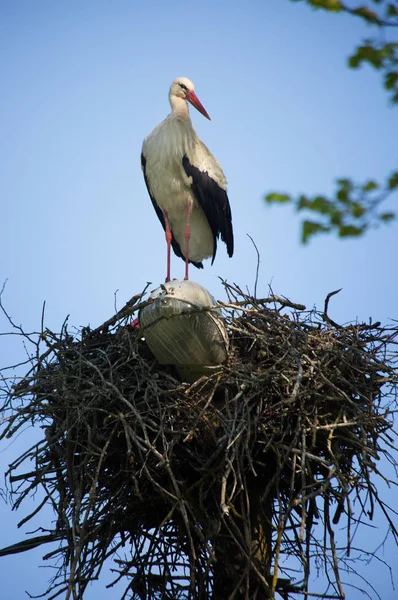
[212,475,273,599]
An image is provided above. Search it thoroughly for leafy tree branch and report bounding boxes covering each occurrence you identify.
[266,171,398,243]
[265,0,398,242]
[291,1,398,102]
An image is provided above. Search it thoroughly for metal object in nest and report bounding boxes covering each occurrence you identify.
[139,280,228,381]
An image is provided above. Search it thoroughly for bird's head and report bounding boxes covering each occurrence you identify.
[169,77,211,120]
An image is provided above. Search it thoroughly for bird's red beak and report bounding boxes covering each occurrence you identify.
[186,91,211,120]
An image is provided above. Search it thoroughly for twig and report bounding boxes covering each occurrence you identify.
[247,234,260,299]
[323,289,342,328]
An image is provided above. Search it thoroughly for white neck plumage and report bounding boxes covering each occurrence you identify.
[169,95,191,122]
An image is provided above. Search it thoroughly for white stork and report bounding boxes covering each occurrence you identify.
[141,77,234,281]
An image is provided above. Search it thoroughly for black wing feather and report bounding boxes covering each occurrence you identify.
[141,153,203,269]
[182,155,234,265]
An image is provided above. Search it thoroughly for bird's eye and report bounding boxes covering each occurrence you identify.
[179,83,187,91]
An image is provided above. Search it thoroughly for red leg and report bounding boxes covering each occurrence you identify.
[163,210,172,283]
[184,203,192,280]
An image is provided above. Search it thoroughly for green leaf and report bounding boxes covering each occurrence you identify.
[348,54,361,69]
[298,195,332,213]
[336,179,353,203]
[380,212,395,222]
[265,193,292,204]
[351,202,365,218]
[385,72,398,91]
[337,188,348,202]
[297,195,312,210]
[307,0,342,11]
[338,225,365,237]
[348,44,384,70]
[336,178,353,190]
[387,4,398,17]
[362,180,378,191]
[352,6,380,23]
[311,196,333,214]
[388,171,398,190]
[330,210,342,226]
[302,220,330,243]
[383,43,398,59]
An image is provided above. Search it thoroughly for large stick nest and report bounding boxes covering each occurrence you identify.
[1,282,398,600]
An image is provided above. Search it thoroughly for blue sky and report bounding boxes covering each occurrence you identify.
[1,1,397,598]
